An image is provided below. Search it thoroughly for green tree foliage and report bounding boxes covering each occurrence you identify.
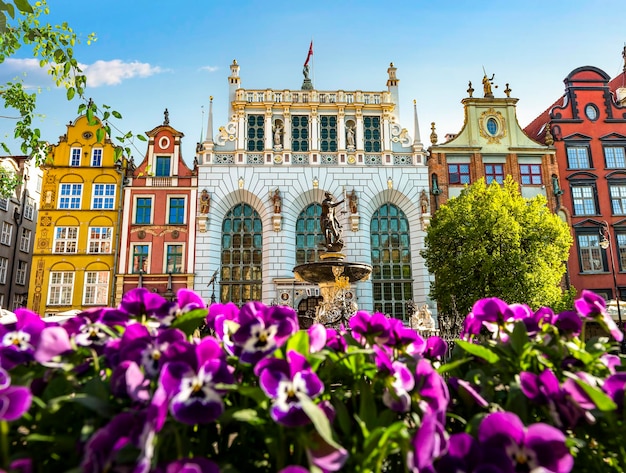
[422,177,572,317]
[0,0,144,196]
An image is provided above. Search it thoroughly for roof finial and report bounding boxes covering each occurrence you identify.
[164,108,169,126]
[622,44,626,72]
[467,81,474,97]
[430,122,438,145]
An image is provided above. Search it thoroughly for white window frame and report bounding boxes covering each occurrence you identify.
[572,185,597,215]
[24,197,35,220]
[0,294,4,309]
[70,147,82,167]
[0,197,8,211]
[134,195,154,224]
[88,227,113,254]
[91,148,103,167]
[1,222,13,246]
[165,243,184,273]
[166,195,187,225]
[131,243,151,273]
[48,271,74,305]
[578,234,605,273]
[605,146,626,169]
[0,257,8,284]
[92,184,116,210]
[83,271,109,305]
[59,183,83,209]
[19,228,31,252]
[12,294,26,311]
[53,227,79,254]
[15,261,27,285]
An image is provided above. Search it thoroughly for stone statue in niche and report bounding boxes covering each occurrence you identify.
[199,189,210,214]
[273,123,283,148]
[420,189,429,214]
[349,189,358,214]
[346,124,355,148]
[270,188,282,214]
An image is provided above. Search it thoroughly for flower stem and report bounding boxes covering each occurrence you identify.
[1,420,9,471]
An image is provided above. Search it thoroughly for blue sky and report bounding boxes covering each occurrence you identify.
[1,0,625,165]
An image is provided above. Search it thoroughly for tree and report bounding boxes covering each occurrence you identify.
[422,177,572,317]
[0,0,143,196]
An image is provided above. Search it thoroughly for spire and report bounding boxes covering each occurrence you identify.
[413,99,422,148]
[206,96,214,143]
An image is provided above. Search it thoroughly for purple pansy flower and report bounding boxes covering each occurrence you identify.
[472,299,531,341]
[574,289,623,341]
[62,307,127,351]
[408,415,448,473]
[385,317,423,351]
[305,430,348,472]
[433,432,482,473]
[349,310,391,345]
[230,302,299,364]
[373,346,414,412]
[423,336,448,360]
[554,310,583,337]
[449,377,489,408]
[308,323,327,353]
[0,308,45,369]
[256,350,324,427]
[158,288,207,326]
[0,367,32,421]
[603,372,626,411]
[478,412,574,473]
[162,458,220,473]
[414,358,449,422]
[279,467,309,473]
[160,336,233,424]
[119,287,170,319]
[325,327,347,352]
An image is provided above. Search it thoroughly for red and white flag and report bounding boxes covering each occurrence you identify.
[304,41,313,67]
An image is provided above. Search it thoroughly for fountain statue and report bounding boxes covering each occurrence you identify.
[293,192,372,328]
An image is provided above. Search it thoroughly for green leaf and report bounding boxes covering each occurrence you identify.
[455,340,500,363]
[573,378,617,412]
[95,127,104,143]
[137,134,147,141]
[436,356,471,374]
[86,106,96,125]
[509,321,529,355]
[170,307,209,336]
[13,0,32,13]
[286,329,309,355]
[112,110,122,119]
[66,86,75,101]
[298,394,342,450]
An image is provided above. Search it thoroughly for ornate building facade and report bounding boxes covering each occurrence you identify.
[524,55,626,301]
[116,113,197,303]
[0,156,41,311]
[194,61,432,322]
[427,76,560,213]
[28,116,125,316]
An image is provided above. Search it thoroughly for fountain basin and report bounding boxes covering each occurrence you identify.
[293,260,372,284]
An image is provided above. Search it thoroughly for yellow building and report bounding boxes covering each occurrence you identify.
[28,115,125,316]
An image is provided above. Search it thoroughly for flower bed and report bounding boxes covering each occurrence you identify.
[1,288,625,472]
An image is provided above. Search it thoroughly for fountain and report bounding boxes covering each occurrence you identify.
[293,191,372,328]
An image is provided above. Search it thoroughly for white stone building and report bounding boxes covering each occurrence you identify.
[194,60,432,323]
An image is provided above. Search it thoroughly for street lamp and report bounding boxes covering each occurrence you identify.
[599,221,625,353]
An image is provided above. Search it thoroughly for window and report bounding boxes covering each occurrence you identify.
[585,104,599,121]
[484,164,504,184]
[1,222,12,245]
[88,227,112,253]
[610,185,626,215]
[448,163,470,185]
[371,203,413,322]
[24,197,35,220]
[135,197,153,224]
[605,146,626,168]
[221,203,262,305]
[132,244,149,273]
[36,175,42,193]
[296,203,323,264]
[0,198,7,211]
[92,184,115,209]
[363,116,381,152]
[166,244,183,273]
[70,147,81,166]
[15,261,27,285]
[617,233,626,271]
[53,227,78,253]
[48,271,74,305]
[84,271,109,305]
[0,257,7,284]
[91,148,103,167]
[566,146,591,169]
[12,294,26,310]
[168,198,185,224]
[320,116,337,152]
[155,156,171,177]
[0,294,3,309]
[247,115,264,152]
[520,164,543,185]
[486,118,498,135]
[19,228,31,252]
[572,185,597,215]
[59,183,82,209]
[577,233,605,273]
[292,115,309,152]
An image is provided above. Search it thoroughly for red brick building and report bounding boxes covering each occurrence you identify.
[116,112,198,302]
[524,59,626,303]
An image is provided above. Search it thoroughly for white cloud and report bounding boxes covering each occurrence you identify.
[200,65,219,73]
[0,58,165,88]
[83,60,164,87]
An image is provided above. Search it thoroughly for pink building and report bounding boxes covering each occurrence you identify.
[116,112,197,302]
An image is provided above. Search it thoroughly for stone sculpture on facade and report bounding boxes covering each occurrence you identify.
[321,191,344,252]
[270,188,282,214]
[199,189,210,214]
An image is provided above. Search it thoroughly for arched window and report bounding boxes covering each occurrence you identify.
[221,203,262,305]
[370,203,413,321]
[295,203,323,264]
